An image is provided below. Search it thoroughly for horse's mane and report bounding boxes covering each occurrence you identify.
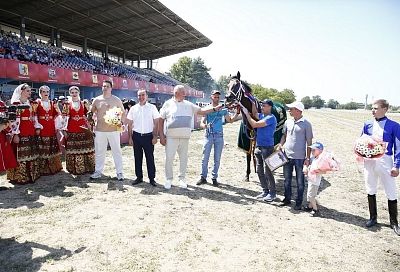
[240,81,252,94]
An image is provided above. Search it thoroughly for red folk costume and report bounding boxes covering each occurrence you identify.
[64,100,95,175]
[0,100,18,172]
[6,100,41,184]
[37,99,62,175]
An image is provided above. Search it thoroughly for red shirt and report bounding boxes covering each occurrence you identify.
[14,101,35,137]
[37,99,59,137]
[66,101,88,133]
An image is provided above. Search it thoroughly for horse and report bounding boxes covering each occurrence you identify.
[225,71,287,181]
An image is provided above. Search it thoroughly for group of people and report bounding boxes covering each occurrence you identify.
[1,79,399,236]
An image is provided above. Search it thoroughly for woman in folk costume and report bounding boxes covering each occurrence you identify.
[36,85,63,175]
[63,86,95,175]
[0,99,18,174]
[7,83,41,184]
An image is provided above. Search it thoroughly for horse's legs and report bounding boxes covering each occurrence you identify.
[243,153,251,182]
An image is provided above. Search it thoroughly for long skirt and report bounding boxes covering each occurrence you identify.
[38,135,63,175]
[65,132,95,175]
[7,135,40,184]
[0,132,18,172]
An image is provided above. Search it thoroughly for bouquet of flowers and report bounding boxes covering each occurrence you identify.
[354,134,386,159]
[104,107,123,131]
[306,151,340,183]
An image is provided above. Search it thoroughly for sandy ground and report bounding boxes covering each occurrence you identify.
[1,109,400,272]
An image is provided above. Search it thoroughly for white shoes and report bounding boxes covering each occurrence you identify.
[179,180,188,189]
[164,180,172,190]
[90,171,102,179]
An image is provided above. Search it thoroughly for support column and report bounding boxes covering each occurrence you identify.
[20,17,26,39]
[83,37,88,54]
[137,56,141,68]
[56,29,61,48]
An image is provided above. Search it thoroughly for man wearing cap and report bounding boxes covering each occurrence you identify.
[278,101,313,210]
[241,99,277,201]
[197,90,238,187]
[361,99,400,235]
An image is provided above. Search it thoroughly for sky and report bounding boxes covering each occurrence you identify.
[155,0,400,105]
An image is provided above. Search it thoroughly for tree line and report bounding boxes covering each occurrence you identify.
[167,56,399,111]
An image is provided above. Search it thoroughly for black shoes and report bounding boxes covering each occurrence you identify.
[196,177,207,186]
[366,218,378,228]
[303,205,313,212]
[279,198,291,206]
[149,179,157,187]
[132,178,143,186]
[212,178,219,187]
[294,204,302,211]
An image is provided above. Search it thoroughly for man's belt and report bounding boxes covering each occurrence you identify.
[133,131,153,137]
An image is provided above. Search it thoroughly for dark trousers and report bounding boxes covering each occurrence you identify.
[132,132,155,180]
[254,146,276,193]
[283,158,305,205]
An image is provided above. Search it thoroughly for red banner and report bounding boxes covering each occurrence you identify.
[0,59,6,78]
[0,59,203,97]
[38,66,64,83]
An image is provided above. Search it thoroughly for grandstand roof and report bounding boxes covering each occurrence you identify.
[0,0,212,60]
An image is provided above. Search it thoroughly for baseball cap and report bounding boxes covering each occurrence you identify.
[309,141,324,150]
[261,99,273,106]
[211,90,221,95]
[286,101,305,112]
[58,96,65,100]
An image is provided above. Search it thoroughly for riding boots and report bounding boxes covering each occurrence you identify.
[366,194,378,228]
[388,199,400,236]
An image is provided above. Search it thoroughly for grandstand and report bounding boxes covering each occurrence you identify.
[0,0,212,104]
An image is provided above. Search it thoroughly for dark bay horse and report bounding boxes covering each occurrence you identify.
[225,72,287,181]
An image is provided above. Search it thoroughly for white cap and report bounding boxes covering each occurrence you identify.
[286,101,305,112]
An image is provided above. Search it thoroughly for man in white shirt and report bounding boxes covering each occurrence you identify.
[126,89,160,186]
[159,85,223,190]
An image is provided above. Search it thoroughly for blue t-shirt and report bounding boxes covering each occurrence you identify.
[256,113,277,147]
[205,108,228,133]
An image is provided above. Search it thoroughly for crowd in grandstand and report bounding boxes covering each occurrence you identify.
[0,30,181,86]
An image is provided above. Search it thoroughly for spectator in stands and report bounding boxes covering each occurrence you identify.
[197,90,238,187]
[7,83,41,184]
[63,86,95,175]
[89,80,125,190]
[159,85,223,189]
[36,85,63,175]
[127,90,160,187]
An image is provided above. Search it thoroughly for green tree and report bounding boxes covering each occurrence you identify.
[301,96,313,109]
[276,89,296,104]
[215,75,230,95]
[169,56,215,93]
[312,95,325,109]
[327,99,339,109]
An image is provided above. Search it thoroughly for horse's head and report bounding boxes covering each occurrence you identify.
[225,71,242,107]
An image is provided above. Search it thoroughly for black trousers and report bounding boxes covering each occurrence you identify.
[132,132,155,180]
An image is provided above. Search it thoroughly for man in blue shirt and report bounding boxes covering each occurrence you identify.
[197,90,238,186]
[362,99,400,236]
[242,99,277,202]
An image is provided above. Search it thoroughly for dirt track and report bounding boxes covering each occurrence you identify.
[1,109,400,272]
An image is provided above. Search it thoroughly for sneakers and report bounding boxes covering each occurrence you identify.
[256,191,269,199]
[294,204,302,211]
[117,173,124,181]
[164,180,172,190]
[90,171,102,179]
[196,177,207,185]
[303,205,313,212]
[310,209,320,217]
[212,178,219,187]
[263,193,277,202]
[179,180,188,189]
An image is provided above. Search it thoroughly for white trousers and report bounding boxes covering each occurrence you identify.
[165,137,189,181]
[95,131,123,175]
[364,154,397,200]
